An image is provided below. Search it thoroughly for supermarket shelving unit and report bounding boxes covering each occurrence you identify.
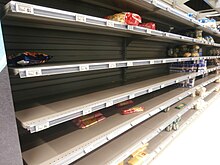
[1,0,220,165]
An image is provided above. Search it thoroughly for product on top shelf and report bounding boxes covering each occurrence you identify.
[121,106,144,115]
[73,112,106,129]
[105,12,142,26]
[7,52,52,66]
[116,100,134,107]
[139,22,156,30]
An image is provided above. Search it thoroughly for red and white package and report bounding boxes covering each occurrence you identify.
[139,22,156,30]
[121,106,144,115]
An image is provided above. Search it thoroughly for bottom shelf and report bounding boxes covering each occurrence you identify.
[142,91,220,165]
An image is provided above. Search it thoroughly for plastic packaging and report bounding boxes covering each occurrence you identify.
[73,112,106,129]
[121,107,144,115]
[7,52,52,66]
[139,22,156,30]
[105,12,142,26]
[116,100,134,107]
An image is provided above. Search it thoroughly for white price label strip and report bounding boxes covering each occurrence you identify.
[35,121,49,132]
[79,65,89,71]
[106,20,114,27]
[26,69,42,77]
[76,14,86,22]
[15,3,34,14]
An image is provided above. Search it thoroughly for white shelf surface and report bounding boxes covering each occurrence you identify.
[9,56,220,78]
[4,1,220,47]
[21,74,220,165]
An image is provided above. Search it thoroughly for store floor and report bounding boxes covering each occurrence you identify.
[150,96,220,165]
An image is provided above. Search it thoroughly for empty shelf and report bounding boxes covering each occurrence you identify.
[9,56,220,78]
[21,73,220,165]
[3,1,220,46]
[74,96,200,165]
[16,72,200,133]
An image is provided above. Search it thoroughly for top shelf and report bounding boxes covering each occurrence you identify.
[126,0,220,37]
[3,1,220,47]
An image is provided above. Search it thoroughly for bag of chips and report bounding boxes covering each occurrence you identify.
[139,22,156,30]
[121,106,144,115]
[7,52,52,66]
[105,12,142,26]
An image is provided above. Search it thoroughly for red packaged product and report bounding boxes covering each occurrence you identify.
[139,22,156,30]
[73,112,106,129]
[121,107,144,115]
[116,100,134,107]
[105,12,142,26]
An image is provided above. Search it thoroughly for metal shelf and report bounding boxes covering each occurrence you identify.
[127,0,220,38]
[16,66,219,133]
[8,56,220,78]
[21,74,220,165]
[74,96,200,165]
[3,1,220,47]
[143,91,220,165]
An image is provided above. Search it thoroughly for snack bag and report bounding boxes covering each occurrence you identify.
[121,106,144,115]
[73,112,106,129]
[7,52,52,66]
[106,12,142,26]
[139,22,156,30]
[116,100,134,107]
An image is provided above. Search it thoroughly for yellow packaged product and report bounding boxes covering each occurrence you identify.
[128,152,148,165]
[131,143,148,157]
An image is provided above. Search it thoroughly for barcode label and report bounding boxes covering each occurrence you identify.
[106,20,114,27]
[15,3,34,14]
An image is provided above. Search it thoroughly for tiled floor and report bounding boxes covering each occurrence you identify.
[150,96,220,165]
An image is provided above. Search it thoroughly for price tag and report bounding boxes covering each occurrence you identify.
[35,121,49,132]
[15,3,34,14]
[129,93,135,99]
[159,106,165,110]
[127,61,133,66]
[160,84,165,88]
[79,65,89,71]
[109,62,116,68]
[106,100,113,107]
[106,20,114,27]
[84,144,94,153]
[127,25,134,30]
[26,69,42,77]
[178,97,182,100]
[148,88,153,93]
[175,80,179,83]
[162,59,166,63]
[83,107,92,115]
[149,60,155,64]
[155,147,161,153]
[76,14,86,23]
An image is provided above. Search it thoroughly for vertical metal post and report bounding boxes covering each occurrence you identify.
[121,38,128,84]
[0,22,23,165]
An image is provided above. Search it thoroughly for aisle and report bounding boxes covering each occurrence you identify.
[150,96,220,165]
